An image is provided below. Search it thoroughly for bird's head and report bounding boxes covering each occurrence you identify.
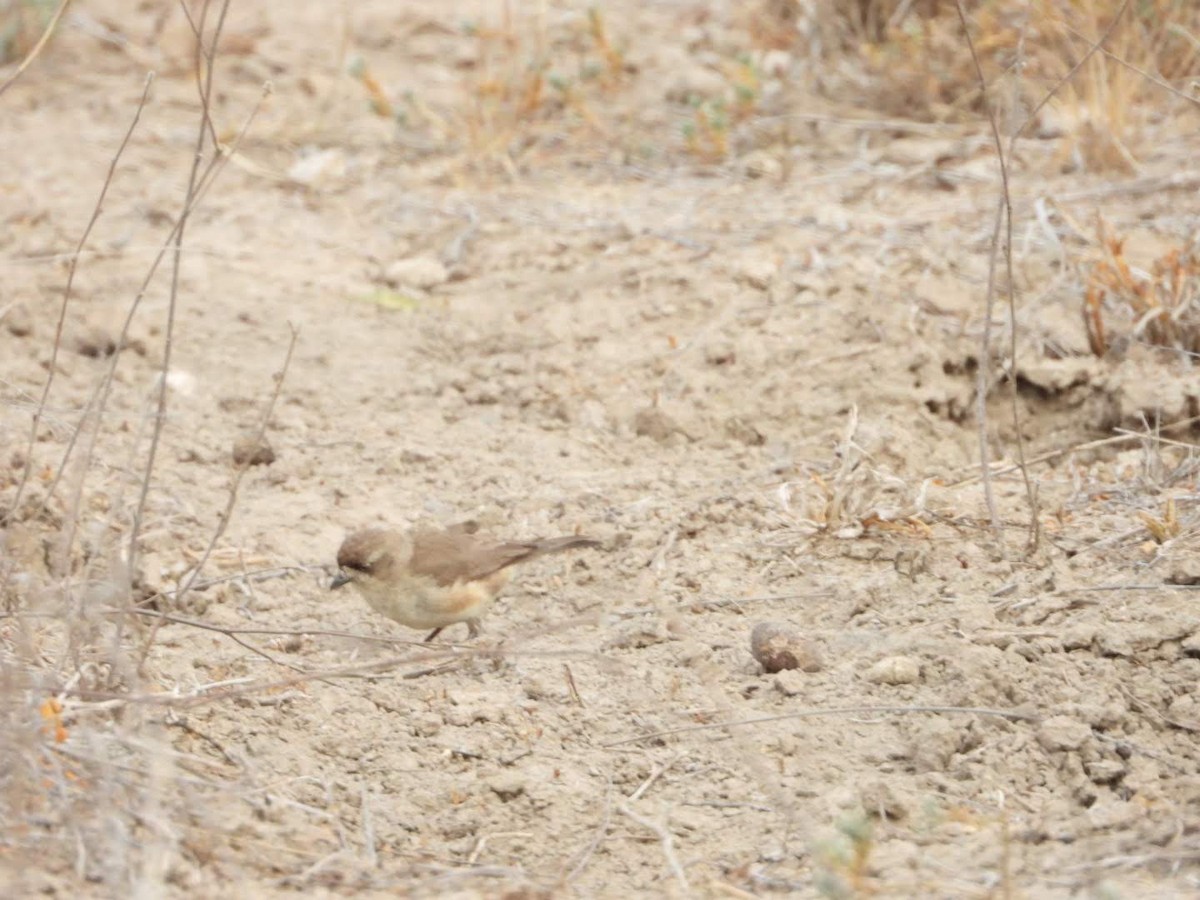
[331,528,403,590]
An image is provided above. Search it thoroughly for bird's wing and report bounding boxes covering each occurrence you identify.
[409,528,534,586]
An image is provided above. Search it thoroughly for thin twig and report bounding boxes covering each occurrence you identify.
[604,705,1039,747]
[954,0,1006,537]
[134,323,298,673]
[563,774,613,884]
[360,788,378,868]
[30,641,604,710]
[1062,25,1200,110]
[400,660,466,679]
[1059,846,1200,874]
[618,803,689,894]
[946,414,1200,486]
[1013,1,1133,145]
[628,751,683,802]
[177,0,223,148]
[1052,170,1200,203]
[118,607,428,646]
[563,662,584,706]
[130,0,233,575]
[999,18,1038,553]
[0,0,73,98]
[467,832,533,866]
[50,652,463,707]
[162,715,245,771]
[182,564,330,592]
[40,83,272,530]
[954,0,1132,546]
[179,325,297,609]
[1001,0,1133,548]
[5,73,154,525]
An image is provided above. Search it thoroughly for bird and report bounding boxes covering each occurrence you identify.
[330,522,601,641]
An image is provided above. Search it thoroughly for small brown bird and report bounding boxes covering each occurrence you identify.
[331,523,600,641]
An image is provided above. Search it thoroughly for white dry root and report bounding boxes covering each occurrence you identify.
[774,406,932,538]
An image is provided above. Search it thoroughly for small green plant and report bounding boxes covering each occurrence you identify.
[348,55,394,118]
[815,811,875,898]
[726,53,762,121]
[683,99,729,162]
[442,5,629,173]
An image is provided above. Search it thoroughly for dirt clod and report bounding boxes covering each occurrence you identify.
[384,256,449,290]
[232,434,276,467]
[1037,716,1093,753]
[71,324,119,358]
[487,773,528,801]
[751,621,823,673]
[632,407,687,444]
[773,669,809,696]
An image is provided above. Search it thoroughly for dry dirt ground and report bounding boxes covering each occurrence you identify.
[4,2,1200,897]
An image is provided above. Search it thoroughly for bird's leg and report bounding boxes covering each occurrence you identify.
[424,621,480,642]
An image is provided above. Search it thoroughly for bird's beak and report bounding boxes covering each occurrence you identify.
[330,571,352,590]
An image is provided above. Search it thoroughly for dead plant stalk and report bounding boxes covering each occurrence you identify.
[956,0,1133,553]
[5,74,154,526]
[131,0,234,575]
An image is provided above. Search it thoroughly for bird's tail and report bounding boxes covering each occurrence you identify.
[522,535,602,560]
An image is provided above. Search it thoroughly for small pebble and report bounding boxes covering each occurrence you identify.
[664,65,725,103]
[1166,559,1200,585]
[604,620,671,650]
[384,256,448,290]
[865,655,921,685]
[735,252,778,290]
[486,773,527,802]
[1085,759,1127,784]
[760,49,792,78]
[725,416,765,446]
[1167,693,1199,728]
[4,302,33,337]
[1182,631,1200,656]
[740,149,782,180]
[704,341,736,366]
